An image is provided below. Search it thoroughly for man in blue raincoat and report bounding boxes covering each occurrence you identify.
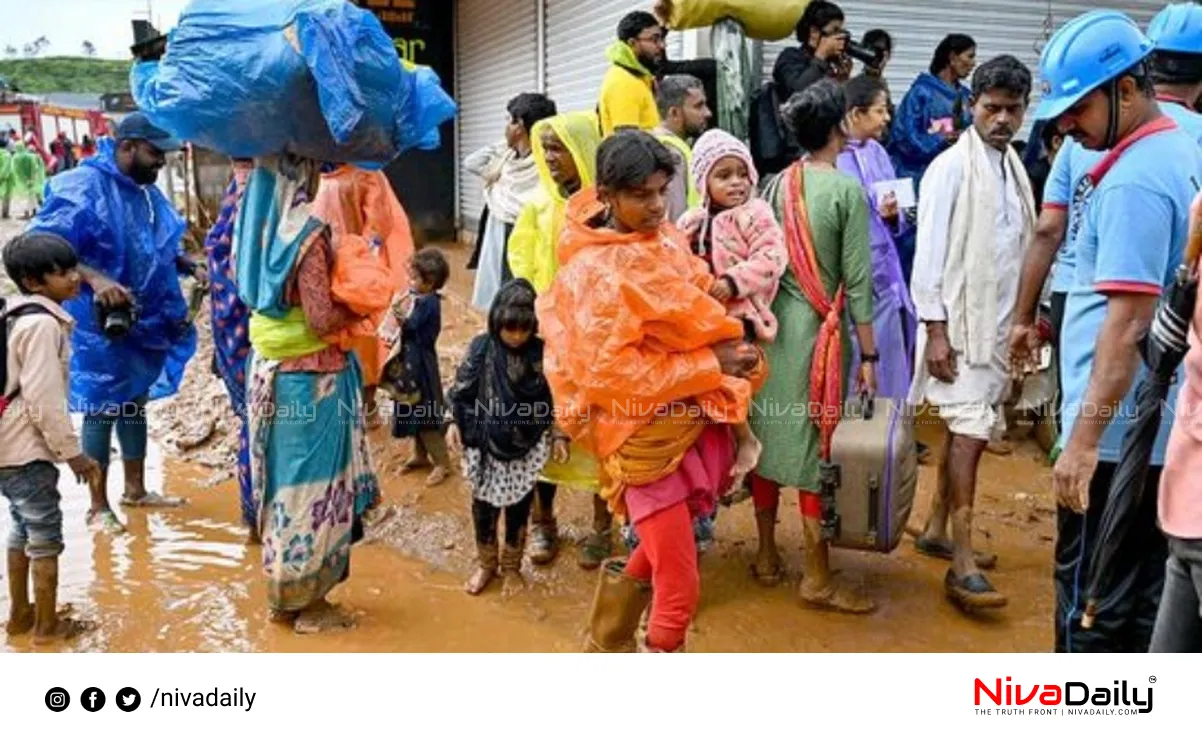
[30,113,201,533]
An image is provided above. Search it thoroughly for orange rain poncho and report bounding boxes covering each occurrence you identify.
[537,188,764,461]
[310,166,415,385]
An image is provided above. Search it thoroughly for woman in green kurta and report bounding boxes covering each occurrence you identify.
[750,79,879,614]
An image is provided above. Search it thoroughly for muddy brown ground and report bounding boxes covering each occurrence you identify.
[0,219,1057,652]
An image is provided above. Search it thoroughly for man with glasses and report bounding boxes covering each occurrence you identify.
[599,11,666,136]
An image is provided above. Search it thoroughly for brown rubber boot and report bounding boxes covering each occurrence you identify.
[529,497,560,567]
[583,558,652,653]
[465,542,499,596]
[31,556,95,645]
[6,549,33,635]
[500,528,527,599]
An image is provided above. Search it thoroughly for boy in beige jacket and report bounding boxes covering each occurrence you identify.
[1,232,100,644]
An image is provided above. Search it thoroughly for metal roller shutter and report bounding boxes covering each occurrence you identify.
[762,1,1166,132]
[456,0,538,229]
[545,0,683,115]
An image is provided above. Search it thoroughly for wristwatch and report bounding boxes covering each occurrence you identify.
[860,352,881,364]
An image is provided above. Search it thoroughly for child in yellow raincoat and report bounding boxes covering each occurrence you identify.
[506,111,607,569]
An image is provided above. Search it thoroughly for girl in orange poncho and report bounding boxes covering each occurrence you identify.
[538,131,764,652]
[310,165,415,426]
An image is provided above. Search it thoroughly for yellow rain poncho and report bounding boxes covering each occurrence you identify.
[507,111,604,492]
[507,112,603,294]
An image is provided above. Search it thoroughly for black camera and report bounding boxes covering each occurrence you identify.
[838,32,885,69]
[96,300,139,339]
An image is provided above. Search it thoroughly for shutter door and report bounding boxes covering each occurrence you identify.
[545,0,684,115]
[763,1,1168,133]
[456,0,538,229]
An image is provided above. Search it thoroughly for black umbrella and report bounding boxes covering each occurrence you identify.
[1081,262,1197,629]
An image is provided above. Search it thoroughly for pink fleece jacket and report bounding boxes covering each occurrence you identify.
[678,129,787,343]
[678,199,788,343]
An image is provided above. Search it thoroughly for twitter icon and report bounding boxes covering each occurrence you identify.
[116,687,141,712]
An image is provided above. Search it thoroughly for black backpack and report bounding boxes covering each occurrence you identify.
[749,80,801,178]
[0,297,52,419]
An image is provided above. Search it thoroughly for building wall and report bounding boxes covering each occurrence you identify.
[456,0,684,232]
[762,0,1168,129]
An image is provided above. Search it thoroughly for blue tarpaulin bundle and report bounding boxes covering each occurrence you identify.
[131,0,456,165]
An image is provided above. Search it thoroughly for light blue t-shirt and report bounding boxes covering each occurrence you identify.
[1045,102,1202,296]
[1161,99,1202,145]
[1044,140,1102,294]
[1059,124,1202,465]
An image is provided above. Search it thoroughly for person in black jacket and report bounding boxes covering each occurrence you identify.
[773,1,850,97]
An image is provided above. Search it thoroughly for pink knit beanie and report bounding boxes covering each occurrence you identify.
[690,129,760,202]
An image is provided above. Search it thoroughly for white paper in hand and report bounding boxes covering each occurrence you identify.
[872,178,916,210]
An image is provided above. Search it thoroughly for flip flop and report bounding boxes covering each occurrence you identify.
[86,509,127,534]
[362,503,398,531]
[914,535,998,571]
[749,560,784,587]
[294,604,356,635]
[944,569,1008,610]
[121,492,186,508]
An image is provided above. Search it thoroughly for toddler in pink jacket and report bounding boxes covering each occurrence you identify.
[678,129,787,491]
[678,129,788,343]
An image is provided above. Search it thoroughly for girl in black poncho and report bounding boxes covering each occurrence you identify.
[451,279,555,597]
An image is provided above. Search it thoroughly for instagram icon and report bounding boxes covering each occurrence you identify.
[44,687,70,712]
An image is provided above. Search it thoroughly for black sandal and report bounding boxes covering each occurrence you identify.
[944,569,1008,610]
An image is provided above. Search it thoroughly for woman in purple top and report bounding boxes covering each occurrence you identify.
[837,75,917,402]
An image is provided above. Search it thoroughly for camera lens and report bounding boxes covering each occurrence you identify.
[846,40,884,68]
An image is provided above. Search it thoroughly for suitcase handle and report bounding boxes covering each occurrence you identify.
[854,392,876,421]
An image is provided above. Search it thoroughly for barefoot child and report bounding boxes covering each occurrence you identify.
[1,232,101,644]
[390,248,452,486]
[451,279,554,597]
[539,131,765,651]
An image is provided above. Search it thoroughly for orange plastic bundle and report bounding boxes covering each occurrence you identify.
[310,166,415,383]
[537,188,765,459]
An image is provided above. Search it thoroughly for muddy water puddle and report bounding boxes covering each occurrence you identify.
[1,424,1056,653]
[1,244,1057,652]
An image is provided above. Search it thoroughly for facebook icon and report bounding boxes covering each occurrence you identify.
[81,687,106,712]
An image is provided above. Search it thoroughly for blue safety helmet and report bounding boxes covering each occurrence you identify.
[1149,3,1202,54]
[1034,10,1154,122]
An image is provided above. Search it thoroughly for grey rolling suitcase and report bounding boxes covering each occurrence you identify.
[823,396,918,553]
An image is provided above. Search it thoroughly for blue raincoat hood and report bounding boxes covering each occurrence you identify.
[30,137,196,413]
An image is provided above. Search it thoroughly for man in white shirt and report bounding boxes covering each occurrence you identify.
[908,56,1037,612]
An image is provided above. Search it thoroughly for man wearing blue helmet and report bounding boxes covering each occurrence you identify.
[1012,4,1202,440]
[1148,2,1202,115]
[1011,9,1202,653]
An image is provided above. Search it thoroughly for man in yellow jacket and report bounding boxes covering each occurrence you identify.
[598,11,666,136]
[653,74,711,222]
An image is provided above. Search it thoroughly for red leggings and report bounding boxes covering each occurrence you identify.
[623,500,698,652]
[749,474,821,518]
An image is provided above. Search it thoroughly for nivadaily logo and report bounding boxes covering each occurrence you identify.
[974,677,1154,716]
